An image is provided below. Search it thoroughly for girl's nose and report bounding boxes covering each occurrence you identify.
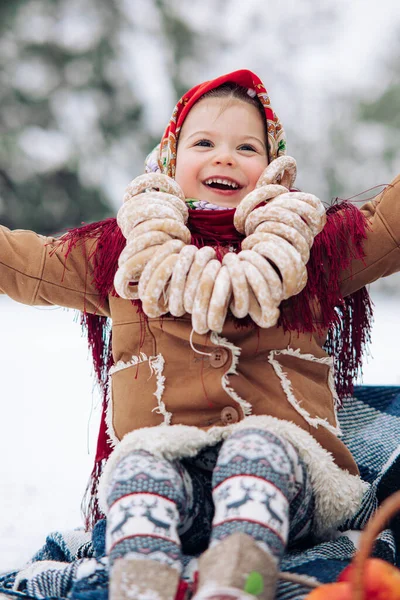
[213,149,235,167]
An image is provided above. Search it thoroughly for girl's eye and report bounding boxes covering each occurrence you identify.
[194,139,213,147]
[239,144,256,152]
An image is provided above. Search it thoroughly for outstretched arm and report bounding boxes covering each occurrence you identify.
[340,174,400,297]
[0,225,109,316]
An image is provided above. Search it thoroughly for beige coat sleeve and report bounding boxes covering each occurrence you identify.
[340,174,400,297]
[0,226,110,316]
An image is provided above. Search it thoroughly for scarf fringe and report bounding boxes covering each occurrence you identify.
[79,313,113,529]
[81,458,107,530]
[324,288,373,400]
[57,220,124,530]
[60,202,372,528]
[279,201,371,402]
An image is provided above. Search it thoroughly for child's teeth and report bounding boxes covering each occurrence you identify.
[205,178,239,188]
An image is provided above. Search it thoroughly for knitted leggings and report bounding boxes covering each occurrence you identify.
[106,428,314,574]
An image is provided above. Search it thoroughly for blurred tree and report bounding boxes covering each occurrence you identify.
[1,0,397,236]
[324,37,400,202]
[0,0,217,234]
[323,43,400,291]
[357,76,400,169]
[0,0,122,233]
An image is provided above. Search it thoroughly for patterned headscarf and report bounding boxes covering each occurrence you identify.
[145,69,286,178]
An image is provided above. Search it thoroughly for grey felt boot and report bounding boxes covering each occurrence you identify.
[109,558,180,600]
[194,533,278,600]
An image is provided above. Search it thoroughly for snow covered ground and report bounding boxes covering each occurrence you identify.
[0,290,399,572]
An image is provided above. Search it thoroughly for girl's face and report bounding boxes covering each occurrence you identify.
[175,97,268,208]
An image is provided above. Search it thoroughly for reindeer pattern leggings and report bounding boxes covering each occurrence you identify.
[106,428,315,574]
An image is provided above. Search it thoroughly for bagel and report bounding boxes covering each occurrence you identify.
[123,173,185,202]
[222,252,249,318]
[168,245,198,317]
[142,253,180,318]
[253,236,307,299]
[192,259,222,335]
[131,218,191,244]
[243,262,280,328]
[208,266,233,333]
[256,156,297,190]
[238,249,283,305]
[138,239,185,301]
[233,184,287,234]
[183,246,216,314]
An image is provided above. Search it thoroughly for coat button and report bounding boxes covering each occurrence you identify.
[209,347,229,368]
[221,406,239,424]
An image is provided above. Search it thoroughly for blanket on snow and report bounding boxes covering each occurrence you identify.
[2,385,400,600]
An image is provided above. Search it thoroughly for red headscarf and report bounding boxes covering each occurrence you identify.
[151,69,286,178]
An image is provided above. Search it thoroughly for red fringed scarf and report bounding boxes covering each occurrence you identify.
[60,203,372,529]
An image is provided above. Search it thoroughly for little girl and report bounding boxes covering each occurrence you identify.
[1,69,400,600]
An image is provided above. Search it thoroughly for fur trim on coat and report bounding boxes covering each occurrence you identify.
[98,415,367,538]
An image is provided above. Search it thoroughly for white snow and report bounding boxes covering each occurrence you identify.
[0,288,399,572]
[18,127,73,171]
[360,291,400,386]
[0,298,101,573]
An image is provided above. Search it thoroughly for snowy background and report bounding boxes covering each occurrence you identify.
[1,0,400,575]
[2,0,400,233]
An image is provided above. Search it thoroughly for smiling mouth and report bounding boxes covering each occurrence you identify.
[203,177,243,191]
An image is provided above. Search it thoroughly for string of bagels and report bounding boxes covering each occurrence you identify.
[114,156,327,335]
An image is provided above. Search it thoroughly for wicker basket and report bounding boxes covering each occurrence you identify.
[349,490,400,600]
[294,490,400,599]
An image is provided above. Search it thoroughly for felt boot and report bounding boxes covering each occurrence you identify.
[194,533,278,600]
[109,558,180,600]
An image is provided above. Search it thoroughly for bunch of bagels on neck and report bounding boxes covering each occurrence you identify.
[114,156,326,334]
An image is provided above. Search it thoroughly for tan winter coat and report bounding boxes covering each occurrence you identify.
[1,175,400,535]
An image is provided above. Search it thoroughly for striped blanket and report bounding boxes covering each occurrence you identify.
[2,386,400,600]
